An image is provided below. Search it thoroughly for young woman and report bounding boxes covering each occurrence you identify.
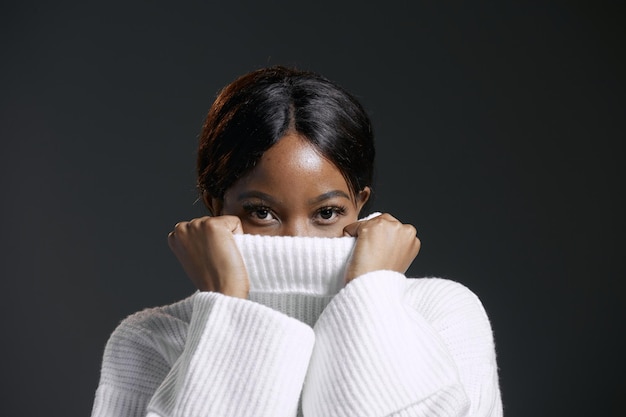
[91,66,503,417]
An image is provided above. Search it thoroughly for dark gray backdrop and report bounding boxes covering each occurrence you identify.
[1,1,623,416]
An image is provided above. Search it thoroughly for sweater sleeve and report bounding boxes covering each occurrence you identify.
[302,271,502,417]
[92,292,315,417]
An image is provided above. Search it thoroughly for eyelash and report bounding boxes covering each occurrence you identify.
[316,206,347,223]
[241,203,347,224]
[242,203,275,222]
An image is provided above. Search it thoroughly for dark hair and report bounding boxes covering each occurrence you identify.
[197,65,375,211]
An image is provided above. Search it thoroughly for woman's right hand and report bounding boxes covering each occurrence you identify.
[167,215,249,299]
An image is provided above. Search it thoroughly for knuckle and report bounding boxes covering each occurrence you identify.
[405,224,417,236]
[203,217,220,230]
[382,213,399,223]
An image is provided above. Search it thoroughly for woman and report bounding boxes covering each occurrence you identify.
[91,66,502,417]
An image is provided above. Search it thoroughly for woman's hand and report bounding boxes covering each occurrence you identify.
[167,215,249,298]
[343,213,421,283]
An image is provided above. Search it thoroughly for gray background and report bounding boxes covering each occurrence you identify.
[1,1,623,416]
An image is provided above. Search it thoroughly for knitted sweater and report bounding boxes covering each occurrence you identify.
[91,234,503,417]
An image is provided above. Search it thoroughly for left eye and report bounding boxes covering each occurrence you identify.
[315,206,346,223]
[319,208,335,220]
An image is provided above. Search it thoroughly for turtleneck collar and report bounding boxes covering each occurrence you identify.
[233,234,356,297]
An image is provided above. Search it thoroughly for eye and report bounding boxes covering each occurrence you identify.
[253,208,271,219]
[242,203,277,223]
[319,208,335,220]
[314,206,346,224]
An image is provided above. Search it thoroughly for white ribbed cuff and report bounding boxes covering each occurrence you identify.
[148,291,315,417]
[304,271,464,417]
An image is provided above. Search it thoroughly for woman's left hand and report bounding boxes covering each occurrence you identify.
[343,213,420,283]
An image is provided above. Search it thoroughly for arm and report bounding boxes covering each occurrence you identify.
[303,271,502,417]
[92,292,315,417]
[404,277,502,417]
[147,291,315,417]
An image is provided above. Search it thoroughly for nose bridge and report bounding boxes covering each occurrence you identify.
[282,217,311,237]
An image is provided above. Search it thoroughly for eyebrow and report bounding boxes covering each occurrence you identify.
[308,190,351,205]
[236,190,351,205]
[236,191,278,203]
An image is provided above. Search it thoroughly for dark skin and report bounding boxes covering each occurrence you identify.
[168,133,421,298]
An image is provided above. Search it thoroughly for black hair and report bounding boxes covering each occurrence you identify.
[197,65,375,212]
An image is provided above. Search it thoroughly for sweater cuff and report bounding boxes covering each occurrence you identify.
[304,271,465,417]
[148,291,315,417]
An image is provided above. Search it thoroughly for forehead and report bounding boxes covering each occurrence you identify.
[226,133,351,200]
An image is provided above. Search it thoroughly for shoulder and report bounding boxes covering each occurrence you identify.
[102,295,195,375]
[404,277,487,317]
[404,277,496,353]
[96,294,196,395]
[113,295,192,338]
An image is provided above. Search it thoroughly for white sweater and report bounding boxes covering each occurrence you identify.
[91,234,502,417]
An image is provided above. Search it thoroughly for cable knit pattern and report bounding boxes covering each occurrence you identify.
[91,233,502,417]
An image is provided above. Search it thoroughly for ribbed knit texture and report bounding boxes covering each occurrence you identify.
[234,234,356,296]
[235,234,355,327]
[91,233,502,417]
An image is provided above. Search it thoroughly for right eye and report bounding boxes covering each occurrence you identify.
[251,207,272,220]
[242,203,277,224]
